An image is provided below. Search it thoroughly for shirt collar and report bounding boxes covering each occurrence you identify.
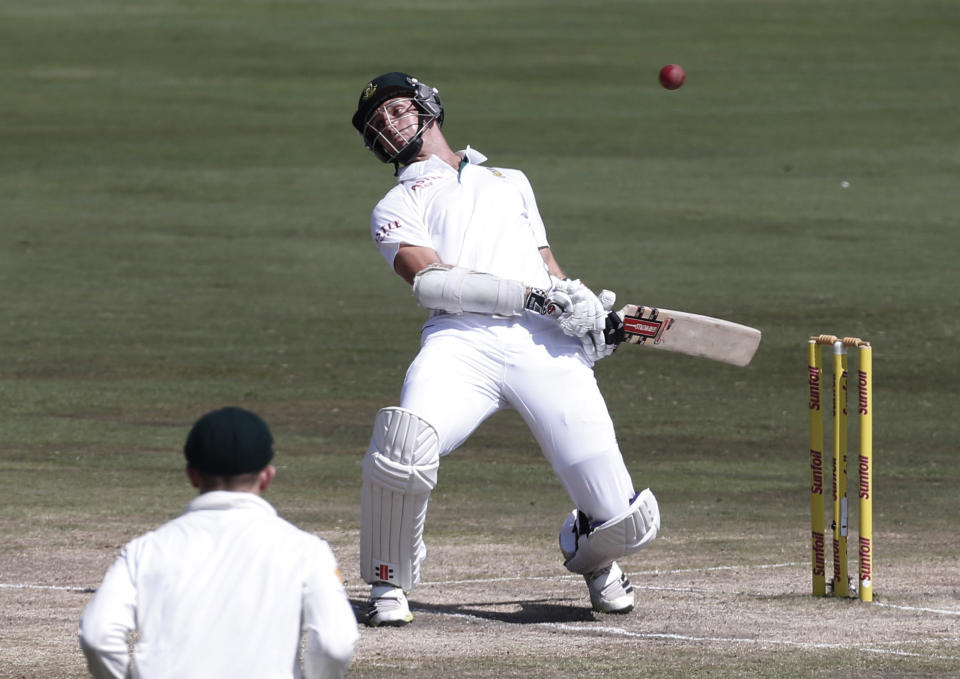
[186,490,278,516]
[397,145,488,183]
[460,145,487,164]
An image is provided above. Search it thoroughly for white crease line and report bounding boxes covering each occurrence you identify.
[875,602,960,616]
[397,614,960,660]
[341,559,960,619]
[634,585,714,594]
[10,561,960,622]
[0,583,94,592]
[528,623,960,660]
[2,562,805,596]
[636,561,805,576]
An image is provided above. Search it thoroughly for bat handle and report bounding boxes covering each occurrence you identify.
[603,311,626,345]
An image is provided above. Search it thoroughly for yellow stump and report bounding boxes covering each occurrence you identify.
[809,335,873,602]
[858,344,873,602]
[832,341,849,597]
[808,340,826,596]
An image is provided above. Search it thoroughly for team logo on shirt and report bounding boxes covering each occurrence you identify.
[485,168,505,178]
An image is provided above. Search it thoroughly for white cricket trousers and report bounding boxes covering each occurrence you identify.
[399,313,636,522]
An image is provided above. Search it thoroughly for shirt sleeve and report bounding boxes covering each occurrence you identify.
[370,186,434,271]
[78,545,138,679]
[301,539,360,679]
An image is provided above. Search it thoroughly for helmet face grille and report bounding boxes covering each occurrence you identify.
[352,73,444,165]
[361,97,426,164]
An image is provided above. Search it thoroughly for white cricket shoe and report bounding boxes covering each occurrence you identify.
[367,583,413,627]
[585,561,635,614]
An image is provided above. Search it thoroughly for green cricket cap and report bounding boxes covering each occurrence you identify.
[184,407,275,475]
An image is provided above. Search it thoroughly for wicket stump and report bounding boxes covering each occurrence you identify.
[807,335,873,602]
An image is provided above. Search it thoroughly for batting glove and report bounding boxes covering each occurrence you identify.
[523,284,571,317]
[580,289,618,361]
[549,278,605,338]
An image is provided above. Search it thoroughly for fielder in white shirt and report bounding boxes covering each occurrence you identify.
[351,73,661,626]
[79,407,359,679]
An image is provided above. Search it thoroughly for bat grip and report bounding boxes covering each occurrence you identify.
[603,311,626,345]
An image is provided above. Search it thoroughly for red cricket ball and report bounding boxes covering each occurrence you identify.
[659,64,686,90]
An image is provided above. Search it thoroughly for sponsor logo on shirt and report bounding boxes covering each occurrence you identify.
[374,220,402,243]
[410,174,443,191]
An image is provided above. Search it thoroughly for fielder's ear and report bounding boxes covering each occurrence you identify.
[258,465,277,492]
[186,464,203,489]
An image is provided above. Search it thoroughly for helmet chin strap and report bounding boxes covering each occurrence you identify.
[390,117,437,174]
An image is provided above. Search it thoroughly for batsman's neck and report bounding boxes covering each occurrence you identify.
[411,123,460,169]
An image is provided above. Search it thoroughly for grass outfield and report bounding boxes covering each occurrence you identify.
[1,0,959,676]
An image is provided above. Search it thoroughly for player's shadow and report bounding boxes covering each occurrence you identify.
[350,597,595,625]
[418,598,597,624]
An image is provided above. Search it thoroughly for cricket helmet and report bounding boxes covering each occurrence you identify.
[351,72,444,166]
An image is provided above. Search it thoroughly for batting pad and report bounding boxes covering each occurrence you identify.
[361,407,439,591]
[559,488,660,575]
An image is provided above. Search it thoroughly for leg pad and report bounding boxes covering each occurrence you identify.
[360,407,439,590]
[559,488,660,575]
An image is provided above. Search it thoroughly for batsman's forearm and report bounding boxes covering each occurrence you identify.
[412,264,525,315]
[413,264,563,318]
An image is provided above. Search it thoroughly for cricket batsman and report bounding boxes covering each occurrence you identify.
[351,72,660,626]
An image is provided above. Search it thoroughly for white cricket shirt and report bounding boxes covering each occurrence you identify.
[79,491,358,679]
[370,146,553,290]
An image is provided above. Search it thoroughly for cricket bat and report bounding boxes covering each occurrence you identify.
[606,304,761,367]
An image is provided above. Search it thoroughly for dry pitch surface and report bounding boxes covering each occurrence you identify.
[3,528,959,679]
